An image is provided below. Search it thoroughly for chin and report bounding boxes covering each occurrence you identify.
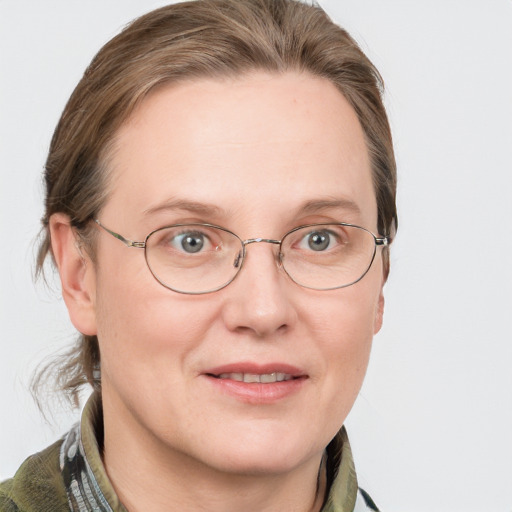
[191,428,325,477]
[209,451,313,477]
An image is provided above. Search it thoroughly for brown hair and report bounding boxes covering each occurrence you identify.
[35,0,397,405]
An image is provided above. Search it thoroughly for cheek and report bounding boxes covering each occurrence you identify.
[318,294,375,378]
[303,273,382,411]
[308,275,380,350]
[92,260,219,386]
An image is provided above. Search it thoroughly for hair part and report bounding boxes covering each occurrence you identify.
[35,0,397,407]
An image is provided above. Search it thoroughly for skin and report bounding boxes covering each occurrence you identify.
[50,71,385,512]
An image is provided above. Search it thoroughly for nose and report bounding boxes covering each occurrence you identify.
[221,241,297,338]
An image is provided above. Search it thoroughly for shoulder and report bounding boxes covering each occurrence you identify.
[0,479,18,512]
[0,440,68,512]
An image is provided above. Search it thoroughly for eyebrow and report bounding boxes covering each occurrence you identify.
[143,199,226,217]
[298,198,362,216]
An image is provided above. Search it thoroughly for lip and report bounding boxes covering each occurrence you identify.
[206,362,306,377]
[202,362,308,404]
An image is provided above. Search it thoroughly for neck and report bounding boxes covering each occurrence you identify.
[101,393,327,512]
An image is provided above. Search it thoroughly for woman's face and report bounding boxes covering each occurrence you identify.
[85,72,385,475]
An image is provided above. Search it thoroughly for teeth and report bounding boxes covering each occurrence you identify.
[217,372,293,383]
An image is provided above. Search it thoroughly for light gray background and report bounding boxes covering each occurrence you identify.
[1,1,511,511]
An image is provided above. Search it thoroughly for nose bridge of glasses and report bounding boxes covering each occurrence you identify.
[243,237,281,246]
[236,237,283,269]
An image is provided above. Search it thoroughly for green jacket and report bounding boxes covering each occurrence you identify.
[0,394,378,512]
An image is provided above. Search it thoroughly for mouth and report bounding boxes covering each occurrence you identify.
[202,363,307,403]
[209,372,296,383]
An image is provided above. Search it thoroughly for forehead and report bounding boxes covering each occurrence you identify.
[104,71,376,231]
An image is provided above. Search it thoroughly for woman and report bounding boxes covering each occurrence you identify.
[0,0,396,511]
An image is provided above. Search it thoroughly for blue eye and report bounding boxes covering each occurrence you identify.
[173,231,208,253]
[298,229,339,252]
[307,231,331,251]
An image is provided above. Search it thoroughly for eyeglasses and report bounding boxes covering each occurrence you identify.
[95,220,389,294]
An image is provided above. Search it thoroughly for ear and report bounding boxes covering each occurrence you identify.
[373,288,385,335]
[49,213,97,336]
[373,250,388,334]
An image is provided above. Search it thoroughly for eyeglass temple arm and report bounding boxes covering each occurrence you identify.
[375,236,389,246]
[95,220,146,248]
